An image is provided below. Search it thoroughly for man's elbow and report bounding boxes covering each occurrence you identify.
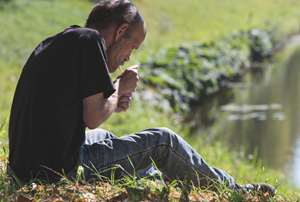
[86,124,98,130]
[84,118,102,130]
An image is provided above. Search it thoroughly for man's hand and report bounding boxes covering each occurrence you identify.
[116,65,139,96]
[115,93,132,113]
[83,65,139,128]
[114,65,139,113]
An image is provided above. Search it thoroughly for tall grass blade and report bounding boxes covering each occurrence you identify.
[114,164,134,181]
[0,114,9,139]
[252,146,258,168]
[85,161,103,181]
[149,157,166,187]
[126,155,136,183]
[6,165,23,188]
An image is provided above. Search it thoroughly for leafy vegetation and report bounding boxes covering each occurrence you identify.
[136,28,278,116]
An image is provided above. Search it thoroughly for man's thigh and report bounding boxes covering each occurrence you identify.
[68,127,171,181]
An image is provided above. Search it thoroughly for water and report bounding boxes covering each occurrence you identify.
[185,37,300,188]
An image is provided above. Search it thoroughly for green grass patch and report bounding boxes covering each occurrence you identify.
[1,0,300,122]
[133,0,300,62]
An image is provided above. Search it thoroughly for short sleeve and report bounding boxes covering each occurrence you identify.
[76,32,116,99]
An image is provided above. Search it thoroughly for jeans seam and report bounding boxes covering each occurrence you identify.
[100,145,104,167]
[98,143,170,170]
[98,143,200,176]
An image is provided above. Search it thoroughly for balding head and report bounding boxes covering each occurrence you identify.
[85,0,143,37]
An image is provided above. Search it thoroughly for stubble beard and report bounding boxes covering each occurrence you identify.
[106,38,125,73]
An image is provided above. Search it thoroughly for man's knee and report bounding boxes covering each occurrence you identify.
[85,129,116,144]
[138,127,181,146]
[157,127,177,136]
[154,127,181,143]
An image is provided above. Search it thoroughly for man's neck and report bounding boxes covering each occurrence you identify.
[90,25,118,50]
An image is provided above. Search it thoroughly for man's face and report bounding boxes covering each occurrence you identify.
[106,21,146,73]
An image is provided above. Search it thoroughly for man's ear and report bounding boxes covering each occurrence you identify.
[115,23,129,41]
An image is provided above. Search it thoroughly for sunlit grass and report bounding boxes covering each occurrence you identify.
[132,0,300,62]
[1,0,300,124]
[0,149,299,201]
[1,107,299,200]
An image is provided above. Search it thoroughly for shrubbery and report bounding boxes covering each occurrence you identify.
[135,28,277,116]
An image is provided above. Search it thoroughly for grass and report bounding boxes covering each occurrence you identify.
[132,0,300,62]
[1,0,300,123]
[0,0,93,126]
[1,114,300,201]
[2,107,299,200]
[0,151,299,201]
[1,0,300,200]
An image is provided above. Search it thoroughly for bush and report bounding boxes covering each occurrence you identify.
[136,28,277,116]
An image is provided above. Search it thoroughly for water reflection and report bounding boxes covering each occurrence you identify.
[220,103,284,121]
[185,43,300,188]
[290,138,300,188]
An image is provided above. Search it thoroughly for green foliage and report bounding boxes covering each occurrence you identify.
[138,28,277,116]
[231,191,244,202]
[249,29,274,61]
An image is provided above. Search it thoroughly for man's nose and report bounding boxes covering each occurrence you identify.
[124,52,131,62]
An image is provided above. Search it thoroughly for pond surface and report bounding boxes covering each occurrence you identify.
[185,36,300,189]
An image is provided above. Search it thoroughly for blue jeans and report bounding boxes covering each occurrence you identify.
[67,127,235,190]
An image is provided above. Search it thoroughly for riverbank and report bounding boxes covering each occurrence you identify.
[135,28,280,117]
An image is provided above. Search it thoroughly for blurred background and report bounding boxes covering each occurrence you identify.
[1,0,300,191]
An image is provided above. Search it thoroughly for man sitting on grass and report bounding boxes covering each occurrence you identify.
[8,0,276,196]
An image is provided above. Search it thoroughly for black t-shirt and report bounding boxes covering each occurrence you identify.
[8,25,116,180]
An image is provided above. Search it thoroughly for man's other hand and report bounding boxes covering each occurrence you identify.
[115,93,132,113]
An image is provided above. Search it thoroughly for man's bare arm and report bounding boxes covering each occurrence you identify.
[83,90,118,129]
[83,65,138,129]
